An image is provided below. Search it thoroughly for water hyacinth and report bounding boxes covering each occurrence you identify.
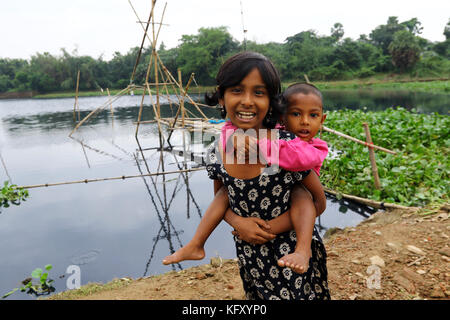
[320,107,449,206]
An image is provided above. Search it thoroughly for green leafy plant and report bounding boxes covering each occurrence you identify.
[2,264,55,298]
[321,107,449,206]
[0,181,29,210]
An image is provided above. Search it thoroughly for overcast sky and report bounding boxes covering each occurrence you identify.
[1,0,448,61]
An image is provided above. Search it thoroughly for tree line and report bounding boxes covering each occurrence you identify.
[0,16,449,94]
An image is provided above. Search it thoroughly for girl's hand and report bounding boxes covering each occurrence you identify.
[231,216,275,244]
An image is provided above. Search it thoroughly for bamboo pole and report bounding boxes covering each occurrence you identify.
[167,72,195,142]
[73,70,80,122]
[363,122,381,189]
[69,85,131,137]
[323,126,396,155]
[324,187,419,211]
[106,88,114,130]
[135,46,155,137]
[178,69,186,126]
[156,54,209,121]
[14,167,206,190]
[151,3,161,120]
[128,0,155,83]
[304,74,310,84]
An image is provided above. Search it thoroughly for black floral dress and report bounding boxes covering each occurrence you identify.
[206,130,330,300]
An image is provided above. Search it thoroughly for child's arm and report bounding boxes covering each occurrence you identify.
[222,122,328,175]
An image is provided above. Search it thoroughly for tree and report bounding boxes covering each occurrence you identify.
[331,38,363,70]
[370,16,405,54]
[284,30,334,79]
[400,18,423,35]
[0,75,12,92]
[445,19,450,40]
[176,27,239,84]
[433,19,450,58]
[330,23,344,43]
[388,30,421,71]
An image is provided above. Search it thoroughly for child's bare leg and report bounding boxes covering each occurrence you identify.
[162,186,229,265]
[277,185,315,274]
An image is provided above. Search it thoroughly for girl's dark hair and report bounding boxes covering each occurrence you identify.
[205,51,282,129]
[280,82,323,114]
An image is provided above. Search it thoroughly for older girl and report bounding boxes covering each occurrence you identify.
[205,52,329,300]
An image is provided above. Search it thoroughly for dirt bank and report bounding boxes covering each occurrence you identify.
[49,203,449,300]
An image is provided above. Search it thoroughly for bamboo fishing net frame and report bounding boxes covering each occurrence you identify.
[69,0,212,141]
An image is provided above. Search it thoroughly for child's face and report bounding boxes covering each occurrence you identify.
[283,93,326,141]
[219,68,270,131]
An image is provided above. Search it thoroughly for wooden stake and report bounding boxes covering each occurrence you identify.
[73,70,80,122]
[69,86,131,137]
[178,69,185,126]
[363,122,381,190]
[304,74,310,84]
[106,88,114,130]
[324,187,419,211]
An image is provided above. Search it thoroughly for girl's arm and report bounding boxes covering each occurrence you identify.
[224,208,275,244]
[219,180,275,244]
[214,179,224,195]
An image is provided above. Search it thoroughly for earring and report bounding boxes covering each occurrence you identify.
[319,125,323,139]
[220,104,226,118]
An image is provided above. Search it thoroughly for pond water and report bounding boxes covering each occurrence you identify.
[322,89,449,115]
[0,89,446,299]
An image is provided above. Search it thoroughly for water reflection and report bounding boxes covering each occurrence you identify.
[323,89,449,115]
[134,133,205,275]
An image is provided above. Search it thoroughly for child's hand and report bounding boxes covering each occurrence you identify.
[231,216,275,244]
[232,132,258,162]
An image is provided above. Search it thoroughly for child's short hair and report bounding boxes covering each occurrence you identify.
[283,82,323,102]
[205,51,283,129]
[281,82,323,114]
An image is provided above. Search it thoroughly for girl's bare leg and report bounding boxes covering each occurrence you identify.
[277,185,316,274]
[162,186,229,265]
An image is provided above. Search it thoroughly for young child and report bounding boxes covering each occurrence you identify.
[272,83,328,274]
[164,51,329,300]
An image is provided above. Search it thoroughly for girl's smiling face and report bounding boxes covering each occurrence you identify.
[219,68,270,131]
[283,93,326,141]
